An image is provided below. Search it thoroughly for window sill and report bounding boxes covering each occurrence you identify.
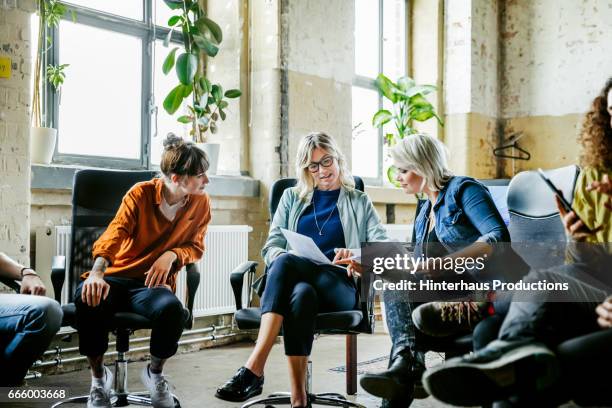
[31,164,260,198]
[365,185,418,204]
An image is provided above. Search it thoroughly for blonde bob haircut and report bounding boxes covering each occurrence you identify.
[390,133,453,192]
[295,132,355,200]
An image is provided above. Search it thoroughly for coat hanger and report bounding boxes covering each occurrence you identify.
[493,132,531,160]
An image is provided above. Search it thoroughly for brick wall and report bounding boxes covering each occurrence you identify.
[0,2,32,268]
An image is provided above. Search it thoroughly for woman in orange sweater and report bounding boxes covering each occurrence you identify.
[75,134,211,408]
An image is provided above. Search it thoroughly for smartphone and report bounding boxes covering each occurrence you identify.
[537,168,592,231]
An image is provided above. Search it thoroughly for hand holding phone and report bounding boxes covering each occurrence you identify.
[537,168,600,239]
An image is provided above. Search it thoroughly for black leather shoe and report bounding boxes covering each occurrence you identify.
[215,366,264,402]
[360,350,424,401]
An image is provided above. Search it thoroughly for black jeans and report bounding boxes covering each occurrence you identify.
[261,253,358,356]
[498,264,609,346]
[75,277,185,359]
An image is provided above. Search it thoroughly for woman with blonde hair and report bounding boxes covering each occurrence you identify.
[359,133,527,407]
[216,132,388,407]
[421,77,612,407]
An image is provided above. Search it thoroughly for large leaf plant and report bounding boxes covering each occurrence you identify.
[371,74,443,184]
[161,0,241,143]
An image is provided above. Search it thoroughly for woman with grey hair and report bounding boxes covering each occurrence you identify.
[360,133,527,407]
[216,132,388,407]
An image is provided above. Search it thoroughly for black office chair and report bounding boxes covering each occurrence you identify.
[229,177,370,408]
[0,276,21,293]
[49,169,201,408]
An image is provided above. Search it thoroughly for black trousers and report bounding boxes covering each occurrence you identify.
[74,277,185,359]
[498,265,608,347]
[260,253,358,356]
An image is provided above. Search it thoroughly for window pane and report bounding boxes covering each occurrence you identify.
[151,40,191,165]
[355,0,379,78]
[382,0,406,80]
[65,0,142,20]
[57,22,142,159]
[352,86,380,178]
[154,0,178,29]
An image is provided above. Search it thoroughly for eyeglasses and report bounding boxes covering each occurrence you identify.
[307,156,335,173]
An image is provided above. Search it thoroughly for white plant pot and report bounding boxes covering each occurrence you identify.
[195,142,220,175]
[30,126,57,165]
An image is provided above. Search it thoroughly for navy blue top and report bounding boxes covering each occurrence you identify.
[297,188,346,261]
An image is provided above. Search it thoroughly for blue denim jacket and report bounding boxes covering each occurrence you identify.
[414,176,527,281]
[414,176,508,249]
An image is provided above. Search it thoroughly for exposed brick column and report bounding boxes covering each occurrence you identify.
[0,2,33,269]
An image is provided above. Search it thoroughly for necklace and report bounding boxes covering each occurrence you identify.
[312,198,336,236]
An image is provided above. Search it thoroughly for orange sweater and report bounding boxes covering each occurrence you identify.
[88,178,211,291]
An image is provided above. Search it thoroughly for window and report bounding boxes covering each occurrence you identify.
[352,0,408,185]
[57,21,142,160]
[40,1,239,171]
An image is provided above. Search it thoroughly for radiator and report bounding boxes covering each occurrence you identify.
[35,226,72,304]
[176,225,252,317]
[35,225,252,316]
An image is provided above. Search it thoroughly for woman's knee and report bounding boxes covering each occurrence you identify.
[268,253,299,277]
[264,254,301,298]
[288,283,317,318]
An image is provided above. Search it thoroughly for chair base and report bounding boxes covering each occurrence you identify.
[242,391,366,407]
[51,391,181,407]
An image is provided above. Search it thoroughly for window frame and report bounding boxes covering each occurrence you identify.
[45,1,185,169]
[353,0,409,186]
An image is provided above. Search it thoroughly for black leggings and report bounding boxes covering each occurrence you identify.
[260,253,358,356]
[75,277,185,359]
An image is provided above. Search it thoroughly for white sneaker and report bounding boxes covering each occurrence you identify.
[140,364,175,408]
[87,366,113,408]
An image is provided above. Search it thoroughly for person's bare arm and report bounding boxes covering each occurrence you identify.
[0,252,46,295]
[81,257,111,307]
[0,252,25,280]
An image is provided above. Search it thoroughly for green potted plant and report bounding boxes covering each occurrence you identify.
[372,74,443,184]
[161,0,241,174]
[31,0,71,164]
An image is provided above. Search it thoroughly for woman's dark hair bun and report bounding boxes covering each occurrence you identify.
[163,133,185,150]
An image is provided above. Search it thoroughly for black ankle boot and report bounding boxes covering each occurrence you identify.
[360,349,424,401]
[215,366,264,402]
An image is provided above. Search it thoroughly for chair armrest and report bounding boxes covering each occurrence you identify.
[0,277,21,294]
[51,255,66,303]
[184,263,200,329]
[230,261,258,310]
[356,274,376,334]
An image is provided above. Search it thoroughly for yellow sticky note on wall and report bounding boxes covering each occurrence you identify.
[0,56,12,79]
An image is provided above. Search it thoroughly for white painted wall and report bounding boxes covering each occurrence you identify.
[444,0,473,115]
[286,0,354,85]
[501,0,612,117]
